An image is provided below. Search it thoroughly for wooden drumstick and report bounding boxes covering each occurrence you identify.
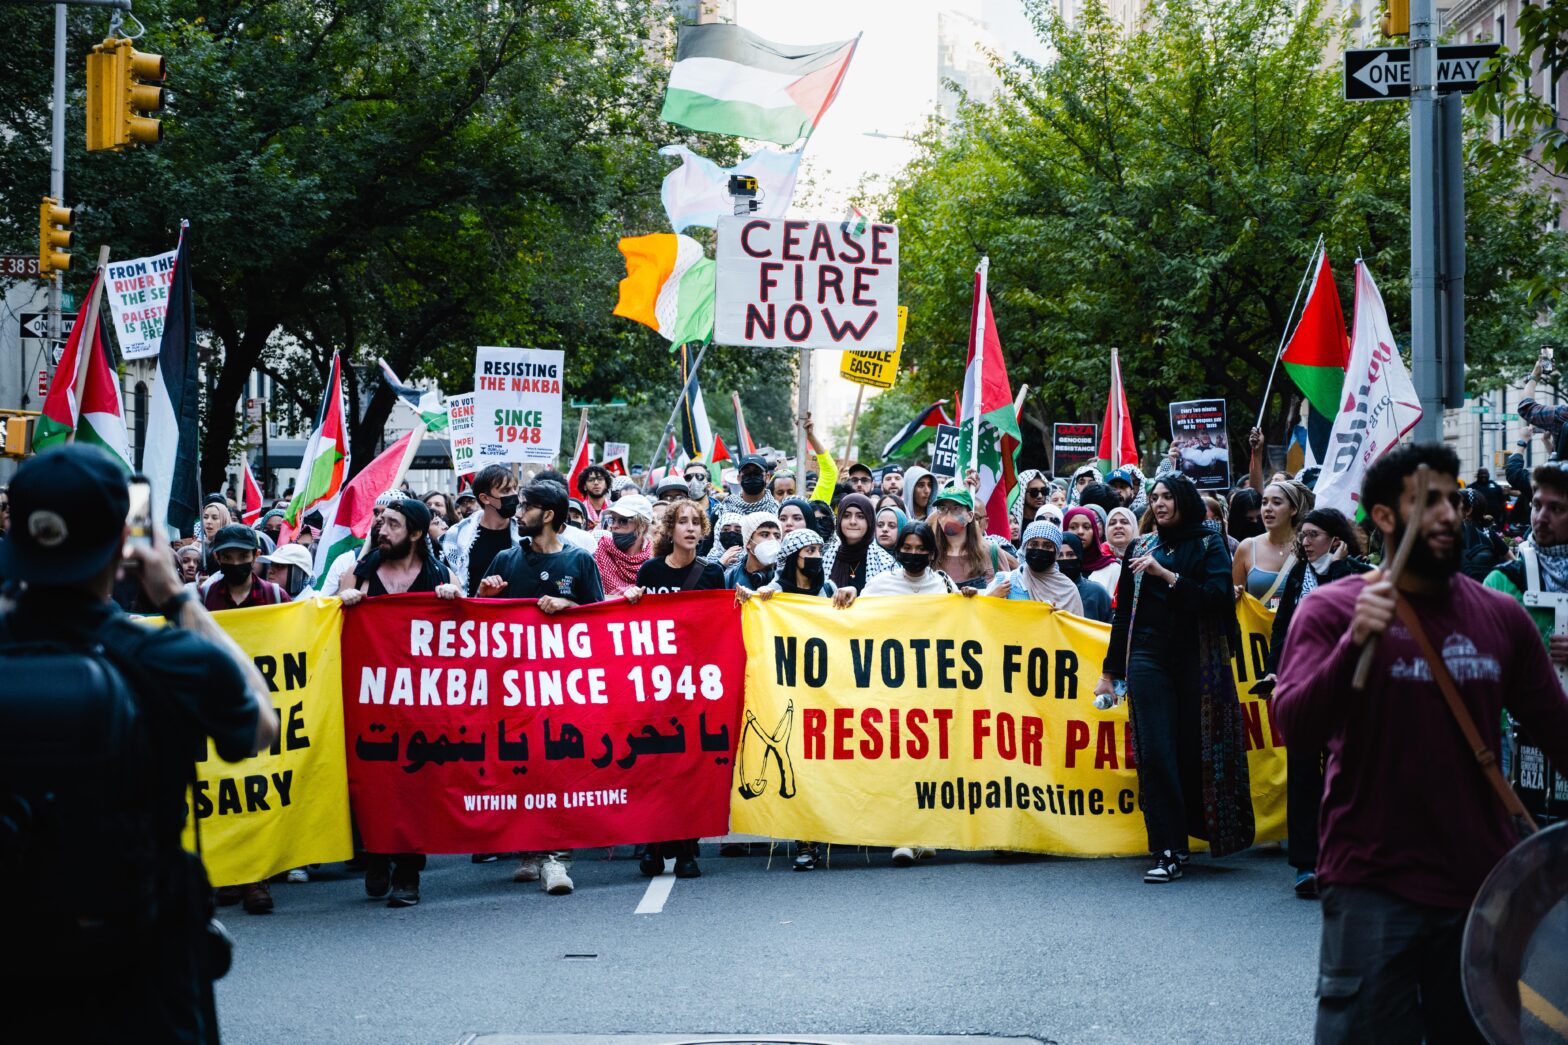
[1352,463,1431,690]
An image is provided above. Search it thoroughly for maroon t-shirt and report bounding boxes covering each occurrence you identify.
[1274,572,1568,909]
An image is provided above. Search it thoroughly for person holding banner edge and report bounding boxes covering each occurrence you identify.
[1093,473,1255,884]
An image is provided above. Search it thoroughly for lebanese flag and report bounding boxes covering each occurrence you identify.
[32,272,132,472]
[957,259,1021,539]
[1097,347,1139,470]
[240,457,264,525]
[306,432,413,592]
[566,425,592,498]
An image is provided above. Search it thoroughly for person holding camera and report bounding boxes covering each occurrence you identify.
[0,445,279,1044]
[1518,346,1567,457]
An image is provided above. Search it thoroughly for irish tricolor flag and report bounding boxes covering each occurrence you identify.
[286,351,350,527]
[661,24,859,146]
[614,233,714,349]
[33,271,132,472]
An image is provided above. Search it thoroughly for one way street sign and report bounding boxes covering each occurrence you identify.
[1344,44,1500,101]
[19,312,76,339]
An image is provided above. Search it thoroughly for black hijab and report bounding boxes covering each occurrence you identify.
[829,493,875,588]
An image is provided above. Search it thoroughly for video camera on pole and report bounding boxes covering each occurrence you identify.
[728,174,761,217]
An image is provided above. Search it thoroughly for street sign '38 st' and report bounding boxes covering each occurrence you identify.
[1343,43,1500,101]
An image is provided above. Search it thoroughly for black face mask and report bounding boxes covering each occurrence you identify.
[718,530,743,549]
[1058,559,1082,583]
[812,514,835,540]
[219,561,254,586]
[798,556,824,580]
[613,530,639,552]
[740,473,767,495]
[1025,547,1057,573]
[898,552,931,574]
[495,494,520,518]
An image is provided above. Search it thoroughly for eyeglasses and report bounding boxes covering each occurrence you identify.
[1026,486,1047,498]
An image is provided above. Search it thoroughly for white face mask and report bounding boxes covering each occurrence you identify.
[753,539,781,566]
[1310,550,1335,573]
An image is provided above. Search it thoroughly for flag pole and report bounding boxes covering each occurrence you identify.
[645,337,713,480]
[1110,347,1122,468]
[969,256,990,475]
[65,245,112,443]
[1256,234,1325,430]
[840,383,866,467]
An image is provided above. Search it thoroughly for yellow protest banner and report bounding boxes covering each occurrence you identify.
[183,598,353,886]
[839,304,907,389]
[732,592,1287,856]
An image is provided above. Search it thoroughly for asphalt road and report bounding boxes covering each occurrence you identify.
[215,840,1321,1044]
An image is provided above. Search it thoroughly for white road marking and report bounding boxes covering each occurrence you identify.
[634,860,676,914]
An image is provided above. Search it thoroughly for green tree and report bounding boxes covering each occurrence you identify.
[872,0,1567,470]
[0,0,759,493]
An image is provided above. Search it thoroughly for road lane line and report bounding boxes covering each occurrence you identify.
[635,871,675,914]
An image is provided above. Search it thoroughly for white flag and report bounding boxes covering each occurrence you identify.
[1312,260,1423,517]
[659,144,802,232]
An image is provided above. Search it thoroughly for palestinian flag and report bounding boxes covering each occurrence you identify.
[144,223,202,536]
[882,400,953,460]
[33,272,132,471]
[614,234,714,349]
[1097,347,1139,471]
[286,351,350,527]
[956,260,1021,540]
[675,342,715,459]
[661,23,859,146]
[240,456,264,525]
[306,431,411,592]
[378,358,449,431]
[566,423,592,499]
[732,392,758,456]
[1280,246,1349,461]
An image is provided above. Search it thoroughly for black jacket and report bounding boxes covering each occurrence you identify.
[1267,556,1373,674]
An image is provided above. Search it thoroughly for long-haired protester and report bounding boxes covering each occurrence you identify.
[824,493,895,592]
[874,503,908,553]
[1105,506,1138,561]
[1093,473,1254,884]
[1058,531,1111,622]
[928,485,1013,590]
[1261,507,1370,899]
[1062,506,1120,593]
[1232,478,1313,608]
[990,522,1083,616]
[1227,487,1265,541]
[778,496,813,536]
[902,465,936,521]
[621,497,726,881]
[592,493,654,599]
[576,464,613,526]
[1203,495,1239,553]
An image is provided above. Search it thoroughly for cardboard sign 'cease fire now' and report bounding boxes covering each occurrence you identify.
[714,217,899,351]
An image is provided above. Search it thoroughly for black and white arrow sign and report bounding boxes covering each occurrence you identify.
[1343,44,1500,101]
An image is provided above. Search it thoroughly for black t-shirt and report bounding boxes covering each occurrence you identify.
[488,540,606,604]
[636,556,727,594]
[468,523,515,596]
[354,550,451,595]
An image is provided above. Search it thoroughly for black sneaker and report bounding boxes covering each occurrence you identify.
[674,856,702,879]
[364,858,390,899]
[638,848,664,877]
[793,843,819,872]
[1174,849,1191,865]
[387,873,420,907]
[1294,869,1319,898]
[1144,850,1183,883]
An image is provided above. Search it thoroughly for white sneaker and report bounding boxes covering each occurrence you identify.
[891,846,916,867]
[284,867,309,884]
[914,846,937,860]
[541,859,574,895]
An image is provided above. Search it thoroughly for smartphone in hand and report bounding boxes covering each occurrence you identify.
[124,474,153,559]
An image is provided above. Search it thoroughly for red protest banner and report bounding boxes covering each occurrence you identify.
[341,591,743,854]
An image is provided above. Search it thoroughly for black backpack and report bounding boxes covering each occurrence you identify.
[0,633,162,929]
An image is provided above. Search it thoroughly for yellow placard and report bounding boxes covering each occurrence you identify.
[731,592,1287,855]
[183,598,353,886]
[839,305,907,390]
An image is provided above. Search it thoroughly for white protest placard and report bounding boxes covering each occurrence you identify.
[714,217,898,350]
[446,393,477,477]
[104,247,178,360]
[602,441,630,467]
[473,347,564,465]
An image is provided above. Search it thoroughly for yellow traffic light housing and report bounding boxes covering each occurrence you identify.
[1381,0,1409,38]
[85,37,165,151]
[38,197,72,277]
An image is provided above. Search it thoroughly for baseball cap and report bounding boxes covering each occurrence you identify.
[932,485,975,511]
[738,454,768,474]
[1106,468,1135,485]
[604,492,654,523]
[881,464,903,476]
[656,475,688,498]
[260,543,315,572]
[846,461,873,477]
[455,489,478,504]
[211,524,261,555]
[0,445,130,585]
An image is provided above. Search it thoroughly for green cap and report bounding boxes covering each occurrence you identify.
[932,484,974,511]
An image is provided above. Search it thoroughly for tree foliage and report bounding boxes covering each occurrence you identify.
[859,0,1568,469]
[0,0,763,490]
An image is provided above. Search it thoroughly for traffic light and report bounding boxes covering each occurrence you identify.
[85,37,165,152]
[1381,0,1409,38]
[38,196,72,277]
[2,415,34,458]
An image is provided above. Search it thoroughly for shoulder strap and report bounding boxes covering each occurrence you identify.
[1393,598,1538,835]
[683,559,707,590]
[1260,553,1297,604]
[1521,542,1543,592]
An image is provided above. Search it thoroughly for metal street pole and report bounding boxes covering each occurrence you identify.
[1409,0,1442,440]
[48,3,66,346]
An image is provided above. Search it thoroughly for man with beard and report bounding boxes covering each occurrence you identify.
[1275,443,1568,1042]
[476,478,603,896]
[880,465,904,499]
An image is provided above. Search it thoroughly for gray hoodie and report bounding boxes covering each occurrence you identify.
[902,465,935,521]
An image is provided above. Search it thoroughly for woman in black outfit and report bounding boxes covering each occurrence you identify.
[1263,507,1370,898]
[1093,473,1254,884]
